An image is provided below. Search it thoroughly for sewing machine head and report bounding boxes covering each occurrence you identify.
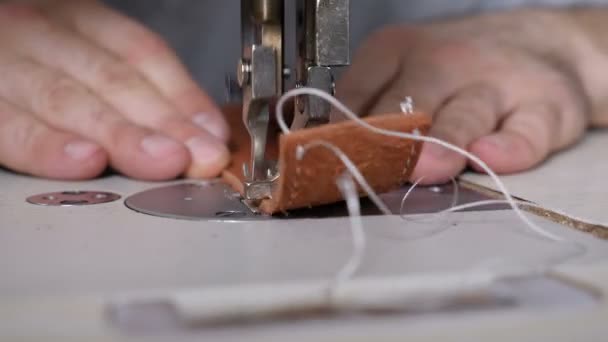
[238,0,350,202]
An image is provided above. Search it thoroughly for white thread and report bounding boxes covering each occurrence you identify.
[441,199,586,258]
[330,173,367,296]
[446,199,522,213]
[277,87,587,310]
[298,142,452,245]
[276,87,565,243]
[399,177,424,219]
[295,141,558,300]
[110,112,592,325]
[400,177,460,220]
[296,142,392,216]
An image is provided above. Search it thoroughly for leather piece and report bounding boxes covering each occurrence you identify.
[221,105,432,214]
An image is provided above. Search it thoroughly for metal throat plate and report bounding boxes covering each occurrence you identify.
[124,181,507,221]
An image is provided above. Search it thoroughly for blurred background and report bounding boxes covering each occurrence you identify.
[103,0,599,104]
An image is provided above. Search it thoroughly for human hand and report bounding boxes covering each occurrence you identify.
[0,0,230,181]
[338,9,591,184]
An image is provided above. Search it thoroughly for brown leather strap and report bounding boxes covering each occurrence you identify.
[222,106,431,214]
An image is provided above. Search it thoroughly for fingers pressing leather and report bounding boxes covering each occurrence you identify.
[0,55,189,180]
[0,4,230,178]
[411,85,505,184]
[47,0,230,142]
[468,101,582,173]
[0,98,107,179]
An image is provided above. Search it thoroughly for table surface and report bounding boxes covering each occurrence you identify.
[1,132,608,342]
[463,131,608,226]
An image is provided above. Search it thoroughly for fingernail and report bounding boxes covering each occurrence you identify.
[64,141,101,161]
[423,143,451,159]
[141,135,182,158]
[185,135,229,165]
[192,112,229,142]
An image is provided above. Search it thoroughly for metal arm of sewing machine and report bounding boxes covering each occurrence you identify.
[237,0,350,203]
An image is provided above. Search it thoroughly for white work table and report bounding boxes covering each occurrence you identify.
[1,132,608,341]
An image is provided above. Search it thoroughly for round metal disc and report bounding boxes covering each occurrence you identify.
[123,181,507,222]
[124,181,260,221]
[27,191,121,206]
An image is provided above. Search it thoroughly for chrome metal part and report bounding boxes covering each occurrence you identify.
[292,66,334,129]
[293,0,350,130]
[124,181,508,222]
[301,0,350,66]
[240,0,284,201]
[238,0,351,201]
[243,159,280,202]
[27,191,121,207]
[125,182,260,221]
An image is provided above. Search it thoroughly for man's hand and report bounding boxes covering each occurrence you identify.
[0,0,230,181]
[338,9,603,184]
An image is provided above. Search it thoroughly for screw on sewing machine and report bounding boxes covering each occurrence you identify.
[282,67,292,79]
[237,59,252,87]
[226,65,291,103]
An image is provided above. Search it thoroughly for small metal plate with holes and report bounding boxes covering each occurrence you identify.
[27,191,121,206]
[124,180,508,221]
[125,181,258,221]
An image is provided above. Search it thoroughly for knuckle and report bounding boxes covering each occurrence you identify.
[511,105,554,153]
[426,39,478,65]
[39,77,83,113]
[86,105,113,127]
[83,104,126,139]
[101,118,128,147]
[541,74,589,143]
[95,60,143,91]
[123,25,172,63]
[467,86,501,106]
[441,98,496,135]
[36,74,122,135]
[522,103,554,127]
[155,116,196,140]
[448,96,486,114]
[529,103,563,148]
[542,105,562,145]
[430,123,467,148]
[8,116,43,157]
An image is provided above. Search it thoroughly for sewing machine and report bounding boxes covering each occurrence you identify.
[238,0,349,201]
[1,0,608,340]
